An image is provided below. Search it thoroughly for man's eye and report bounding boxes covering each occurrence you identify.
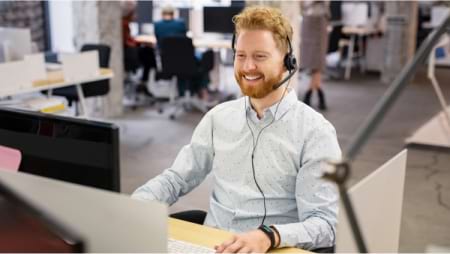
[255,55,267,60]
[236,54,245,59]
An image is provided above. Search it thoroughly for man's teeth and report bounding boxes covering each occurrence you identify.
[244,75,261,80]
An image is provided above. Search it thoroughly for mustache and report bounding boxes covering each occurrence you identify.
[237,71,264,77]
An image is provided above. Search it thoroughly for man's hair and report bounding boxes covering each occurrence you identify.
[232,6,293,54]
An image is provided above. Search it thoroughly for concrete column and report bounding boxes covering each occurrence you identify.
[382,1,418,84]
[72,1,124,117]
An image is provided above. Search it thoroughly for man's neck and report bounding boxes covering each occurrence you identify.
[250,86,288,119]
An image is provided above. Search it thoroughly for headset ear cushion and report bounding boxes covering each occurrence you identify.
[284,54,297,71]
[290,56,297,70]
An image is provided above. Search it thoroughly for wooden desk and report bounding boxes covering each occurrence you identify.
[169,218,309,253]
[0,68,113,117]
[135,35,157,45]
[32,68,113,88]
[342,26,381,80]
[135,35,231,49]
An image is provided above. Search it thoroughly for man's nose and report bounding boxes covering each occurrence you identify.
[243,58,257,72]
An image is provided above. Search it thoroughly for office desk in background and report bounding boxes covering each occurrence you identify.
[135,35,231,49]
[0,68,113,117]
[341,26,381,80]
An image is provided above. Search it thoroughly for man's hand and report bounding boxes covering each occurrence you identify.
[214,230,271,253]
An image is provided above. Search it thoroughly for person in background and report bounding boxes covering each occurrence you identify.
[121,0,156,87]
[154,6,188,49]
[300,1,330,110]
[154,5,214,106]
[132,6,340,253]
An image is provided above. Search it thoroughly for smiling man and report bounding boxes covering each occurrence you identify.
[132,6,341,253]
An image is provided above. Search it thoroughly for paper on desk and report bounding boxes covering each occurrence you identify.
[24,97,66,114]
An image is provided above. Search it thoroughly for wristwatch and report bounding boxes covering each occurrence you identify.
[258,225,276,249]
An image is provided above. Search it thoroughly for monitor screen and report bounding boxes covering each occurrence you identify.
[0,108,120,192]
[0,180,84,252]
[203,6,244,34]
[178,7,191,30]
[137,0,153,33]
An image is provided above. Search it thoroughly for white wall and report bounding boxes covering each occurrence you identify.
[48,0,75,52]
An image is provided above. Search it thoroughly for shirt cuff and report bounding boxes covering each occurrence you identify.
[272,223,312,248]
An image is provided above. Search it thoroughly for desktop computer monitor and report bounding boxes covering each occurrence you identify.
[178,7,191,31]
[336,149,407,252]
[0,108,120,192]
[203,6,244,34]
[0,178,84,252]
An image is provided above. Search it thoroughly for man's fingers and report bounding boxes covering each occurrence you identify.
[238,246,252,254]
[222,240,244,253]
[215,235,237,253]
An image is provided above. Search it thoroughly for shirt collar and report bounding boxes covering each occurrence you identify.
[245,89,297,121]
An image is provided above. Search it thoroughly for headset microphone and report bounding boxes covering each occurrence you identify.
[272,65,298,90]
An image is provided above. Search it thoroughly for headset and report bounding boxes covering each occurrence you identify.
[235,34,297,226]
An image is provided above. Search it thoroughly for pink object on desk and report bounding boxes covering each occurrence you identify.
[0,145,22,172]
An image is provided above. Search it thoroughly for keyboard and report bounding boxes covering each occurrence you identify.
[168,238,215,253]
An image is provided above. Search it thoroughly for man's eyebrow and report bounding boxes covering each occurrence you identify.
[254,51,271,55]
[235,50,271,55]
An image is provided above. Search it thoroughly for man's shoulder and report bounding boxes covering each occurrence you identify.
[207,96,244,116]
[291,101,336,131]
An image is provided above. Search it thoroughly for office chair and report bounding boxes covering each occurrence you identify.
[170,210,207,225]
[199,49,215,91]
[52,44,111,115]
[123,46,156,110]
[157,36,205,119]
[199,49,215,75]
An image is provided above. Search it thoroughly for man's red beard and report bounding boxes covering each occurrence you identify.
[235,71,283,99]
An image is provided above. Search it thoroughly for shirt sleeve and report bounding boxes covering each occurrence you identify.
[131,112,215,205]
[273,119,341,250]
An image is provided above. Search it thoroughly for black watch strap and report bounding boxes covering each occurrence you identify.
[258,225,275,249]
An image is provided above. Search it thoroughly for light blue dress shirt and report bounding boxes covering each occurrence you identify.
[132,90,341,250]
